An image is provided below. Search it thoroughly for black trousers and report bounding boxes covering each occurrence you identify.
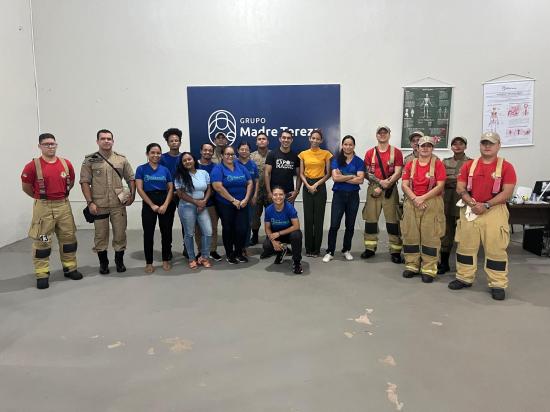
[217,202,249,258]
[262,230,303,263]
[142,191,173,264]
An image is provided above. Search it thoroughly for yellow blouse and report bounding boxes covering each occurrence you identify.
[298,148,332,179]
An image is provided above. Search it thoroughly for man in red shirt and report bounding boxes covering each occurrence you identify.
[448,132,517,300]
[401,136,447,282]
[21,133,82,289]
[361,125,404,263]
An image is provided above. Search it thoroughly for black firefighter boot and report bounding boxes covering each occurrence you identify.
[115,250,126,273]
[437,252,451,275]
[98,251,110,275]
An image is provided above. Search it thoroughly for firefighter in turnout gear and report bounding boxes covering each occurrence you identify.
[80,129,136,274]
[361,126,404,263]
[400,136,447,283]
[21,133,82,289]
[438,136,471,274]
[448,132,516,301]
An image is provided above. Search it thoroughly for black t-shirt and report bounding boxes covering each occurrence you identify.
[266,148,299,194]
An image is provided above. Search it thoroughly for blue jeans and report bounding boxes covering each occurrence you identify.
[327,190,360,254]
[178,202,212,260]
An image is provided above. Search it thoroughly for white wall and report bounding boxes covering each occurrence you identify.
[1,0,40,247]
[4,0,550,241]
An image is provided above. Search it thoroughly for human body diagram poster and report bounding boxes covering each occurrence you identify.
[401,87,452,149]
[482,80,534,147]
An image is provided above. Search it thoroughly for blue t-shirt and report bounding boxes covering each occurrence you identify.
[264,202,298,232]
[135,163,172,192]
[159,152,181,177]
[239,159,259,181]
[174,169,210,205]
[331,156,365,192]
[210,162,252,205]
[198,161,215,206]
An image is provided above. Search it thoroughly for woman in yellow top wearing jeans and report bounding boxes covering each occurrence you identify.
[298,129,332,257]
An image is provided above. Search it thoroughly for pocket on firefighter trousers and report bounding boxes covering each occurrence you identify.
[454,218,462,243]
[434,214,446,238]
[495,225,510,250]
[28,215,44,240]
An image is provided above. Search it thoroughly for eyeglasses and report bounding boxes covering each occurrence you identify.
[40,143,57,148]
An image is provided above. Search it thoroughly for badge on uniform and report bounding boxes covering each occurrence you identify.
[39,234,49,242]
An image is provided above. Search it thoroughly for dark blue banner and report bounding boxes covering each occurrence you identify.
[187,84,340,156]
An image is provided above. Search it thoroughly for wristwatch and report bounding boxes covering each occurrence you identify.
[484,202,491,210]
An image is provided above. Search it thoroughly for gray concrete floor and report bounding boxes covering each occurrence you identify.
[1,228,550,412]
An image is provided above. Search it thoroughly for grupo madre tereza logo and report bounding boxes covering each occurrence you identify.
[208,110,237,145]
[207,108,317,146]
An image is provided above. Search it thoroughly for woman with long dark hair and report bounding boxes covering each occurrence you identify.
[211,146,253,264]
[135,143,174,273]
[174,152,213,269]
[322,135,365,262]
[298,129,332,257]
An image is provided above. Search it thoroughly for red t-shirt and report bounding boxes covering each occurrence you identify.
[364,146,404,180]
[402,157,446,196]
[21,157,75,200]
[457,158,517,202]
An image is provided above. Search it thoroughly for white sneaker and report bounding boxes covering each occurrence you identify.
[322,253,333,263]
[343,251,354,261]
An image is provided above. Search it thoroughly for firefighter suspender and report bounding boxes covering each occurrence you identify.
[467,157,504,194]
[369,145,395,174]
[33,157,71,199]
[410,156,436,192]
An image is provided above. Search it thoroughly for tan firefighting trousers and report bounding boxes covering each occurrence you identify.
[400,197,445,277]
[455,203,510,289]
[28,199,78,278]
[362,184,402,253]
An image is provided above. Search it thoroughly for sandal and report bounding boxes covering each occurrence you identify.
[198,257,211,268]
[189,260,198,269]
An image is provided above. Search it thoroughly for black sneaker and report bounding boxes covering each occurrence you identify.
[226,256,239,264]
[360,249,375,259]
[421,274,434,283]
[448,279,472,290]
[274,247,287,264]
[209,251,222,261]
[64,269,83,280]
[402,270,416,278]
[237,255,248,263]
[390,253,403,264]
[491,288,506,300]
[37,276,49,289]
[293,262,303,274]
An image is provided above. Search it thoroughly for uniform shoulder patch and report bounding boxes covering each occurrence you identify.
[113,151,126,158]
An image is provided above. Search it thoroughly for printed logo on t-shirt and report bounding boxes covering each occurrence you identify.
[144,175,167,183]
[226,175,245,182]
[270,218,290,226]
[61,171,67,178]
[276,159,294,169]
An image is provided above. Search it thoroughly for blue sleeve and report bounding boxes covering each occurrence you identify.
[356,157,366,172]
[331,158,339,170]
[159,155,166,168]
[210,164,223,182]
[164,166,173,183]
[135,165,143,180]
[287,203,298,219]
[264,206,272,223]
[241,164,252,181]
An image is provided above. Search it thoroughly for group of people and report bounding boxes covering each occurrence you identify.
[21,126,516,300]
